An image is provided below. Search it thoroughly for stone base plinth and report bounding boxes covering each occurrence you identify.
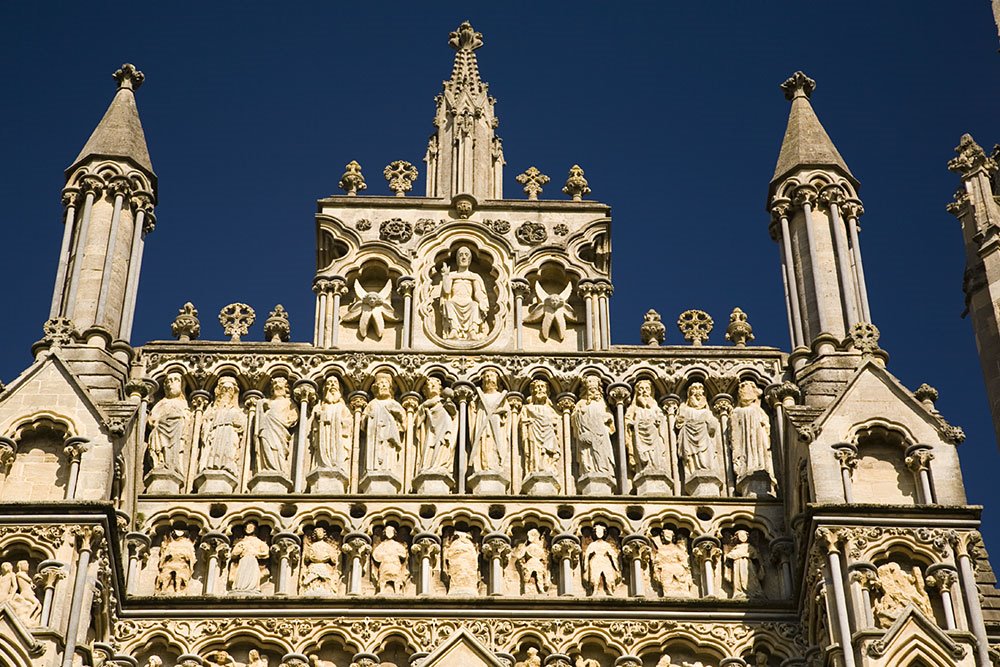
[521,472,561,495]
[194,469,237,494]
[249,471,293,494]
[736,471,775,499]
[577,473,615,496]
[361,471,402,494]
[633,472,673,496]
[144,468,185,495]
[684,473,723,497]
[468,471,509,495]
[413,471,454,494]
[307,467,349,494]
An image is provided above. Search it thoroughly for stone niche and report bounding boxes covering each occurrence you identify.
[521,260,585,351]
[340,257,406,349]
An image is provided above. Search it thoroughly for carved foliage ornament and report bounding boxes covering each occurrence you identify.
[264,305,291,343]
[516,167,549,200]
[42,317,77,346]
[562,165,591,201]
[379,218,413,243]
[384,161,418,197]
[948,133,998,178]
[339,160,367,196]
[640,309,665,346]
[724,308,754,347]
[516,221,548,246]
[172,303,201,341]
[677,310,713,345]
[219,303,256,342]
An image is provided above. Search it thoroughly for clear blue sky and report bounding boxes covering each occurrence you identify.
[3,3,1000,550]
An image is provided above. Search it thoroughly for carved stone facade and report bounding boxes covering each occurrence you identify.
[0,19,997,667]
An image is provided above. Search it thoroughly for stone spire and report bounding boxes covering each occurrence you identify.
[424,21,504,201]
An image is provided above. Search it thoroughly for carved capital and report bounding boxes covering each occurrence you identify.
[198,532,231,561]
[925,564,959,592]
[506,391,524,413]
[410,534,441,561]
[271,532,302,562]
[511,278,531,300]
[792,184,818,208]
[351,653,381,667]
[342,532,373,559]
[61,187,81,209]
[125,532,151,560]
[832,443,859,472]
[769,537,795,565]
[349,391,369,414]
[905,447,934,473]
[818,184,846,208]
[397,276,416,297]
[108,175,134,198]
[34,560,68,590]
[71,525,105,551]
[815,527,842,555]
[781,71,816,100]
[190,390,211,412]
[769,197,792,223]
[841,198,865,220]
[766,381,800,408]
[0,437,17,472]
[328,276,349,297]
[551,534,582,564]
[691,536,722,565]
[607,383,631,407]
[482,532,513,562]
[63,436,91,464]
[293,379,319,406]
[401,391,421,413]
[452,381,476,404]
[712,394,734,418]
[621,535,651,563]
[79,174,106,196]
[544,654,572,667]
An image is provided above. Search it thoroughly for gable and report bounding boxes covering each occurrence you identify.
[867,607,966,665]
[0,356,106,438]
[421,629,504,667]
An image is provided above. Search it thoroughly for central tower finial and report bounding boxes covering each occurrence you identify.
[449,21,483,52]
[112,63,145,92]
[780,71,815,101]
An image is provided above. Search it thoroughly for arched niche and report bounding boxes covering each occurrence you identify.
[851,424,917,505]
[342,258,406,347]
[521,260,585,349]
[3,417,71,501]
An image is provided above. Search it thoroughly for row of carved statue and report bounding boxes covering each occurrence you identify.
[143,372,778,499]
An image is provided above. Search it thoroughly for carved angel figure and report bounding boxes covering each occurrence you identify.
[513,528,550,594]
[155,529,197,595]
[300,527,341,596]
[146,371,190,475]
[371,525,408,595]
[342,279,399,341]
[872,561,934,628]
[584,524,620,596]
[523,281,577,342]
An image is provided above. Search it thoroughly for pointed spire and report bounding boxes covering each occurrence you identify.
[447,21,484,87]
[69,63,155,178]
[770,71,855,191]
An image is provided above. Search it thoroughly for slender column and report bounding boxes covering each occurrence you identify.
[124,532,151,595]
[692,536,722,597]
[926,564,960,631]
[270,532,301,595]
[848,562,878,628]
[905,445,935,504]
[843,200,871,322]
[794,185,830,336]
[239,390,263,493]
[323,284,335,348]
[398,277,415,349]
[199,532,230,595]
[63,437,91,500]
[482,532,512,596]
[410,533,440,596]
[608,383,631,494]
[63,526,103,667]
[51,189,80,318]
[329,277,348,347]
[551,534,581,596]
[713,394,735,496]
[511,279,530,351]
[953,531,992,666]
[661,395,680,490]
[348,392,368,494]
[292,380,318,493]
[817,528,855,667]
[556,393,576,494]
[622,535,651,597]
[823,187,860,326]
[401,392,420,492]
[778,243,796,347]
[770,537,794,599]
[313,279,328,347]
[507,392,523,494]
[185,391,210,493]
[453,383,475,495]
[579,282,596,350]
[342,532,372,595]
[120,193,154,339]
[96,177,131,324]
[34,560,67,626]
[597,281,613,349]
[772,199,804,347]
[65,177,102,319]
[832,444,858,503]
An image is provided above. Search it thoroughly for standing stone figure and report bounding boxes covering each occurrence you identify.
[371,525,408,595]
[439,245,489,341]
[229,521,270,594]
[729,381,776,498]
[573,375,616,495]
[584,524,620,596]
[145,371,191,492]
[651,529,695,597]
[724,530,764,599]
[309,376,353,492]
[872,561,934,628]
[676,383,725,496]
[444,530,480,595]
[415,377,457,489]
[520,379,562,494]
[198,376,247,492]
[362,372,406,492]
[625,380,671,493]
[300,527,341,596]
[0,561,41,625]
[254,377,298,487]
[513,528,550,594]
[155,528,197,595]
[469,370,510,493]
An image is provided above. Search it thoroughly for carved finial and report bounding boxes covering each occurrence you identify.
[780,71,815,101]
[339,160,367,196]
[848,321,881,356]
[171,303,200,342]
[448,21,483,51]
[42,317,77,347]
[640,309,665,346]
[914,383,939,411]
[516,167,549,200]
[562,165,591,201]
[264,305,291,343]
[113,63,145,92]
[948,133,998,177]
[384,160,418,197]
[677,309,713,346]
[219,303,255,342]
[725,307,754,347]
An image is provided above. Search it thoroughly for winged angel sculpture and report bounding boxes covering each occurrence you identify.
[523,281,577,342]
[342,279,399,340]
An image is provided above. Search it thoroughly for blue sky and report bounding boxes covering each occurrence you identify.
[3,3,1000,550]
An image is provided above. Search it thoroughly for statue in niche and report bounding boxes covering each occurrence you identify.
[651,529,695,597]
[229,521,270,594]
[255,377,298,478]
[444,530,481,595]
[573,376,616,491]
[515,648,541,667]
[371,525,408,595]
[311,376,353,472]
[520,380,562,483]
[469,370,510,490]
[199,376,247,481]
[300,527,341,596]
[439,245,489,341]
[247,650,269,667]
[575,657,600,667]
[512,528,550,594]
[363,372,406,480]
[309,656,337,667]
[145,658,163,667]
[583,524,620,596]
[625,380,669,475]
[154,528,197,595]
[146,371,190,478]
[724,530,764,599]
[872,561,934,628]
[523,281,577,342]
[415,377,457,476]
[204,652,237,667]
[0,561,40,625]
[729,381,776,498]
[676,382,725,496]
[342,279,399,341]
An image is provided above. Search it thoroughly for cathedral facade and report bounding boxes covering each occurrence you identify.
[0,19,997,667]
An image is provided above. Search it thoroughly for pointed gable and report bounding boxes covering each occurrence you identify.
[0,354,109,437]
[421,629,505,667]
[866,607,967,665]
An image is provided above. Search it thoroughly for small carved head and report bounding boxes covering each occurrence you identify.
[455,245,474,269]
[313,526,327,541]
[530,379,549,402]
[482,369,500,391]
[215,376,240,406]
[593,524,606,539]
[164,372,184,398]
[735,529,750,543]
[737,380,761,407]
[424,377,442,398]
[15,561,28,573]
[384,525,397,540]
[453,195,475,219]
[686,382,707,409]
[271,376,290,397]
[324,376,343,402]
[0,562,11,574]
[527,528,541,542]
[583,375,602,400]
[635,379,653,400]
[660,528,674,543]
[374,372,394,399]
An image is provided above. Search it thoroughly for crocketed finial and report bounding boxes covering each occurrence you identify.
[780,71,815,101]
[449,21,483,51]
[113,63,145,92]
